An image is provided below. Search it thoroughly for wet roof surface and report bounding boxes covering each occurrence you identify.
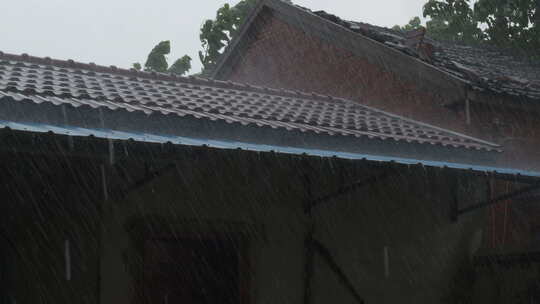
[3,119,538,179]
[0,52,499,152]
[309,10,540,101]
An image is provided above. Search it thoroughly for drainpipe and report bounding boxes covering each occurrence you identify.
[465,90,475,126]
[98,163,109,304]
[302,173,314,304]
[465,98,471,126]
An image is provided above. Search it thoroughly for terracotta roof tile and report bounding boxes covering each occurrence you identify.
[0,51,499,152]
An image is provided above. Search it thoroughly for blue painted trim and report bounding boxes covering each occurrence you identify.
[2,120,539,178]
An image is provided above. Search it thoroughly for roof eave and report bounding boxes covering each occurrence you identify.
[0,93,500,167]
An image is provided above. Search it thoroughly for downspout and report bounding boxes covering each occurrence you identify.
[302,173,314,304]
[465,89,476,126]
[97,106,111,304]
[97,164,107,304]
[465,97,471,126]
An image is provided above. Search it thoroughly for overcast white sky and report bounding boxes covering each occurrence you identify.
[0,0,427,74]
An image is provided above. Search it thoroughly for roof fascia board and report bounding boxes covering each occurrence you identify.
[2,119,539,182]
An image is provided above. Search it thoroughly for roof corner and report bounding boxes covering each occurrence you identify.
[210,0,298,80]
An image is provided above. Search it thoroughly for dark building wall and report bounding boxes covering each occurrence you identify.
[222,11,540,171]
[219,10,540,256]
[96,149,491,304]
[473,264,540,303]
[0,145,495,304]
[2,138,536,304]
[0,153,103,304]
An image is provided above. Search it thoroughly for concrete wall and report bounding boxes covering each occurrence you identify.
[308,165,487,304]
[4,147,522,303]
[97,150,488,304]
[473,264,540,303]
[100,151,308,304]
[0,153,102,304]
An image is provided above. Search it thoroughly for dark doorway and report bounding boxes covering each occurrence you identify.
[143,238,242,304]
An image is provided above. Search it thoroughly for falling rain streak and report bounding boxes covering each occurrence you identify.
[1,0,540,303]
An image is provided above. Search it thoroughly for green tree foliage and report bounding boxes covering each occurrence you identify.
[198,0,258,72]
[392,16,423,31]
[420,0,539,51]
[474,0,540,49]
[133,41,192,76]
[423,0,485,43]
[132,62,142,71]
[144,40,171,73]
[168,55,192,75]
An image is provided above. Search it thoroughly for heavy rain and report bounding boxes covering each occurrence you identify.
[1,0,540,303]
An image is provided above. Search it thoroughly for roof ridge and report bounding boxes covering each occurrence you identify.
[298,5,535,60]
[220,1,539,101]
[0,50,348,104]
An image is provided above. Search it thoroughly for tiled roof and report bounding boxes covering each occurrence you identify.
[0,51,499,152]
[310,10,540,101]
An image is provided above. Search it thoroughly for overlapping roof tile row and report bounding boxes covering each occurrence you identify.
[0,52,499,151]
